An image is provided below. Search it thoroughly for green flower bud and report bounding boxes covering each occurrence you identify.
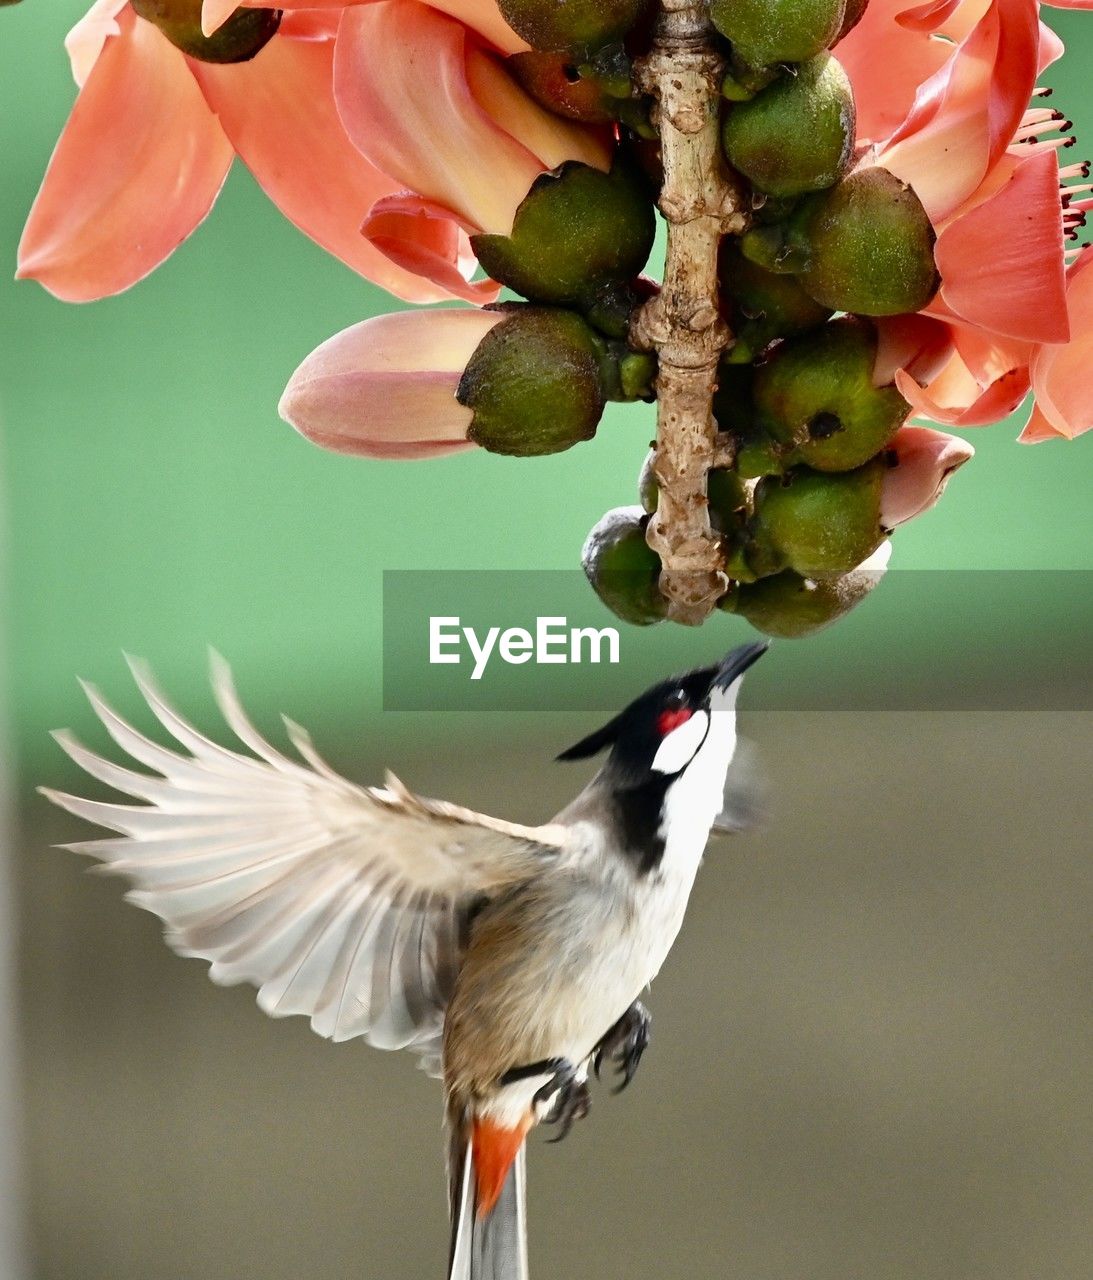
[837,0,869,40]
[794,168,939,315]
[709,468,748,529]
[581,276,657,341]
[131,0,280,63]
[598,344,658,401]
[509,53,617,123]
[739,222,812,276]
[750,461,886,577]
[753,318,910,471]
[582,506,667,626]
[711,0,847,70]
[733,427,785,479]
[509,45,654,135]
[457,307,606,456]
[732,554,887,637]
[498,0,650,55]
[472,160,655,308]
[720,242,832,364]
[722,55,855,199]
[721,63,781,103]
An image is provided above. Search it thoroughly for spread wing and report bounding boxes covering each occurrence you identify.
[41,655,567,1058]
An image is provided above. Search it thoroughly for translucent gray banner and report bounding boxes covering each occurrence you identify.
[382,570,1091,712]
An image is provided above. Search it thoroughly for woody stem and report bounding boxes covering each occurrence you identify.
[631,0,746,625]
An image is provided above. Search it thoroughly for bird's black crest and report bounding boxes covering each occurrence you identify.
[555,715,623,762]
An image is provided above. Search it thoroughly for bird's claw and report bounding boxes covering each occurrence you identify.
[593,1001,651,1094]
[500,1057,592,1142]
[542,1074,591,1143]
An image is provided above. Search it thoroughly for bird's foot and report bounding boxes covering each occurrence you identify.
[496,1056,591,1143]
[539,1068,591,1144]
[593,1001,651,1093]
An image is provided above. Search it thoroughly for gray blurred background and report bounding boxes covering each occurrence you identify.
[19,709,1093,1280]
[3,2,1092,1277]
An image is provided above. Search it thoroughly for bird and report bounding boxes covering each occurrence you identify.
[41,641,768,1280]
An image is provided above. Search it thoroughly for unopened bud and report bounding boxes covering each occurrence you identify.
[794,167,939,315]
[472,160,655,308]
[750,460,886,577]
[582,506,667,626]
[722,55,855,199]
[131,0,280,63]
[711,0,847,70]
[753,318,910,471]
[457,307,607,456]
[509,47,642,127]
[720,243,831,363]
[498,0,651,55]
[732,543,891,637]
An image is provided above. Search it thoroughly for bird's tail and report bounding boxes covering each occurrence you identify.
[447,1111,530,1280]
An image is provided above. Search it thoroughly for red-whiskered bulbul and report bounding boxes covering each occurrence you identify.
[42,641,767,1280]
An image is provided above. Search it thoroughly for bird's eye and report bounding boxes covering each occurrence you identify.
[656,690,691,737]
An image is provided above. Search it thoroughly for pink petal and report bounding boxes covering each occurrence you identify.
[18,9,232,302]
[464,41,608,173]
[872,313,953,386]
[279,309,503,458]
[201,0,239,37]
[880,425,975,526]
[396,0,527,50]
[191,33,456,303]
[334,2,606,236]
[935,149,1069,344]
[238,0,528,51]
[362,193,502,303]
[835,0,954,144]
[65,0,128,87]
[277,11,342,38]
[1023,248,1093,440]
[879,0,1039,221]
[895,0,967,31]
[1018,401,1060,441]
[894,335,1031,427]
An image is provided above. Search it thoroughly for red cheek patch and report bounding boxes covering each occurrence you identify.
[657,708,692,737]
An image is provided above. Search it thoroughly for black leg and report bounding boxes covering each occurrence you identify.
[498,1057,570,1087]
[593,1001,651,1094]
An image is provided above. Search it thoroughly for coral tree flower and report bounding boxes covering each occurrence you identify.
[17,2,466,303]
[880,425,976,526]
[332,0,612,301]
[278,309,503,458]
[836,0,1093,440]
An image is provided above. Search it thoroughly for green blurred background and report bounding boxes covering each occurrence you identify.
[1,4,1090,1279]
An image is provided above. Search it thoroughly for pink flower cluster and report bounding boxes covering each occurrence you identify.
[839,0,1093,442]
[18,0,602,304]
[17,0,1093,483]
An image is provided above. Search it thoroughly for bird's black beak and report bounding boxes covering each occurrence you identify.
[712,640,769,691]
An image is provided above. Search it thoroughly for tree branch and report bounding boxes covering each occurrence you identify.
[631,0,746,625]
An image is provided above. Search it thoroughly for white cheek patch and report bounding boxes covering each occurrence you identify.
[651,709,710,774]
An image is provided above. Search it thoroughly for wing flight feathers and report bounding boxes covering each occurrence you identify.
[40,658,565,1053]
